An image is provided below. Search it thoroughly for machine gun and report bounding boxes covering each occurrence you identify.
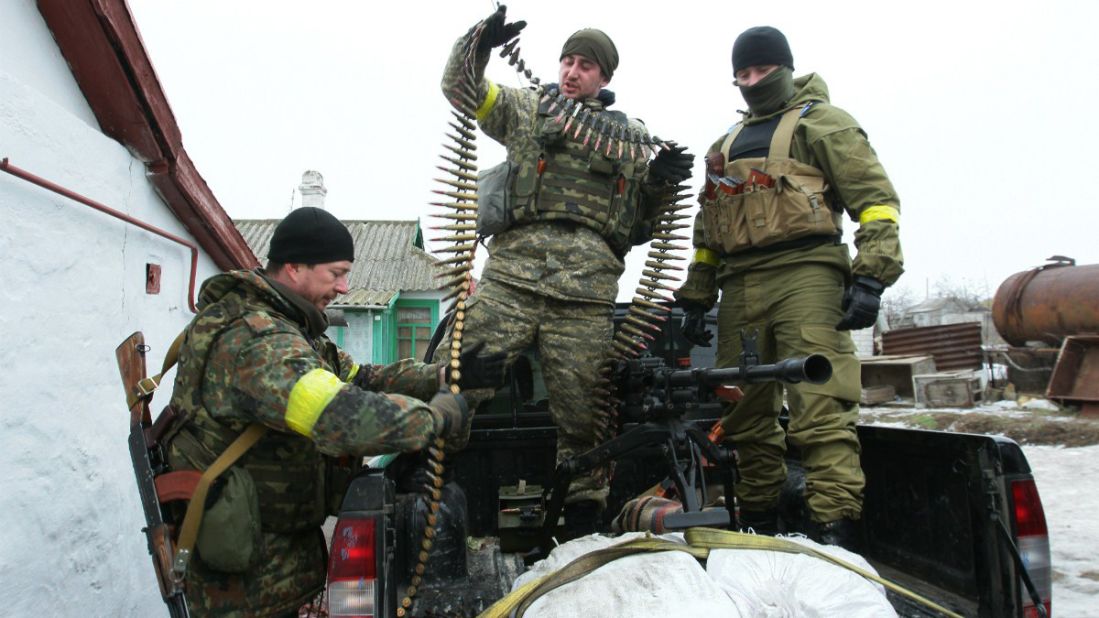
[539,333,832,548]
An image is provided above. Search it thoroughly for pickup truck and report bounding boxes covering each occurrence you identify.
[323,305,1053,618]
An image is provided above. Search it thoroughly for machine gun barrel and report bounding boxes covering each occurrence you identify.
[666,353,832,388]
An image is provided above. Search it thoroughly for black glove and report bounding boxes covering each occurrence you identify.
[679,302,713,347]
[429,390,472,445]
[475,5,526,55]
[457,341,508,390]
[835,276,885,331]
[647,142,695,186]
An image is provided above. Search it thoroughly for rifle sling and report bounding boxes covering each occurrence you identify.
[128,329,186,409]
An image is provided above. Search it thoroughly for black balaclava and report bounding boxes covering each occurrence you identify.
[740,66,796,116]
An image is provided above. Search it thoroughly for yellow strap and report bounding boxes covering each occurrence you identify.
[478,537,708,618]
[285,368,344,437]
[173,423,268,576]
[479,529,962,618]
[476,80,500,122]
[684,528,962,618]
[692,247,720,267]
[346,363,360,383]
[859,204,900,225]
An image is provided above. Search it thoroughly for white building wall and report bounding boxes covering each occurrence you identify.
[0,3,221,615]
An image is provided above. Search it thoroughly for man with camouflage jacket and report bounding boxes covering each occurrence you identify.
[162,207,504,616]
[675,27,903,550]
[436,6,693,533]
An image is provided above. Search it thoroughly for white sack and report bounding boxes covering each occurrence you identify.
[707,535,897,617]
[515,533,742,618]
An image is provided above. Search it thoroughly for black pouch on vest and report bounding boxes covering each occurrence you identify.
[477,161,516,237]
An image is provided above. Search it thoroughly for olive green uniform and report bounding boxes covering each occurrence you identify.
[164,270,442,616]
[676,73,903,522]
[439,33,666,505]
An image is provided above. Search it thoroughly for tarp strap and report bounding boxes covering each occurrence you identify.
[476,528,962,618]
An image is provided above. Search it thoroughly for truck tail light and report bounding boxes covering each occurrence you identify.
[1012,478,1052,618]
[327,515,379,618]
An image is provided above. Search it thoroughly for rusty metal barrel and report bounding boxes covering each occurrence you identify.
[992,260,1099,346]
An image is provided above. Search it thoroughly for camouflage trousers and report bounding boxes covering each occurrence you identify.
[184,527,326,617]
[716,262,865,523]
[435,278,615,506]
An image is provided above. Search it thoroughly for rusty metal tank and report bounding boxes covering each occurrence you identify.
[992,258,1099,346]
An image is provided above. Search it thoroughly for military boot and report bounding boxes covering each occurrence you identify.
[811,518,863,553]
[737,507,779,536]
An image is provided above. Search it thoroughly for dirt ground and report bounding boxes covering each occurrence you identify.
[860,403,1099,447]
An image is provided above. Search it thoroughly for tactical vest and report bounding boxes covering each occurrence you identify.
[508,99,649,255]
[165,292,339,535]
[700,103,842,255]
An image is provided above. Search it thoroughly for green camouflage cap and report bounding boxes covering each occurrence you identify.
[560,28,618,79]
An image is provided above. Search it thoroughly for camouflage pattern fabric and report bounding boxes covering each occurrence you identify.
[442,34,661,305]
[715,263,865,522]
[433,278,614,506]
[438,31,668,507]
[165,269,443,615]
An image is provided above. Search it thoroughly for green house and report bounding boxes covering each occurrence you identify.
[235,217,447,364]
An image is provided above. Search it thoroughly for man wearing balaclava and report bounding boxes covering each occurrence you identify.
[439,6,694,539]
[675,26,904,551]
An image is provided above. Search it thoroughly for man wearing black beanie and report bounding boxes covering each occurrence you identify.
[676,26,904,552]
[158,206,506,614]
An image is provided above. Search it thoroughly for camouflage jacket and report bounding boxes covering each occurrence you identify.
[164,269,444,614]
[677,73,904,309]
[442,34,666,306]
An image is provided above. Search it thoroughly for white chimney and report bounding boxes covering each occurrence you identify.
[299,170,327,209]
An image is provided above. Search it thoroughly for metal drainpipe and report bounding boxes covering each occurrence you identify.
[1,157,199,313]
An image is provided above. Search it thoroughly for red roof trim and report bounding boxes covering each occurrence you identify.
[36,0,258,270]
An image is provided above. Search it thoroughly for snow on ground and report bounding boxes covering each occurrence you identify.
[1020,444,1099,618]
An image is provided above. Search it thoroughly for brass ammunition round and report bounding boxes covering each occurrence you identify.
[411,575,423,587]
[422,538,433,551]
[450,359,461,369]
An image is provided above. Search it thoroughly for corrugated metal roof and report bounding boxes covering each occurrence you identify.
[234,217,441,308]
[881,322,984,371]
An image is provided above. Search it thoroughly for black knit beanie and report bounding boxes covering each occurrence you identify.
[268,207,354,264]
[732,26,794,73]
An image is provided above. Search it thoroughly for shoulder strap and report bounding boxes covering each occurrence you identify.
[719,123,744,159]
[171,422,268,581]
[768,102,815,160]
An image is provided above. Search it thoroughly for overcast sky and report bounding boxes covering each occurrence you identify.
[126,0,1099,303]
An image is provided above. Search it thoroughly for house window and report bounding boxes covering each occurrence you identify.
[396,306,433,361]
